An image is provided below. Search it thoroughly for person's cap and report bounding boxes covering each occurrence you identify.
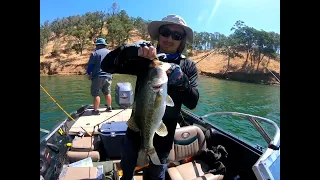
[147,14,194,44]
[94,38,107,46]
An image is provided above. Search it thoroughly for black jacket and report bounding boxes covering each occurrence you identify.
[101,43,199,153]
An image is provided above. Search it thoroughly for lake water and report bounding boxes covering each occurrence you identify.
[40,75,280,149]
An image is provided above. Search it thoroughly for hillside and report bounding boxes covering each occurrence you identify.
[40,29,280,85]
[40,29,147,75]
[40,3,280,85]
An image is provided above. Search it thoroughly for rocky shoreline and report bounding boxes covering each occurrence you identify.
[40,71,280,86]
[199,71,280,86]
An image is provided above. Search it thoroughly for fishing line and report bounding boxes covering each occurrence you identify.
[94,105,132,128]
[40,84,92,136]
[194,50,216,65]
[40,84,76,121]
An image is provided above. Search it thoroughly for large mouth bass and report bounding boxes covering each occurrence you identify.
[127,59,174,166]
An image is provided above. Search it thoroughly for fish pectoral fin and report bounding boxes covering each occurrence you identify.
[155,121,168,137]
[127,117,140,132]
[166,95,174,107]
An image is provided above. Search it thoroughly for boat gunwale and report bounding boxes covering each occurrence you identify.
[40,105,278,155]
[40,105,90,143]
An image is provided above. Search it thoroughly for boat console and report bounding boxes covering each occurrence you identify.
[252,147,280,180]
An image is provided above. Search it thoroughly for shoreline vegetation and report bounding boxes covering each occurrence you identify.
[40,3,280,86]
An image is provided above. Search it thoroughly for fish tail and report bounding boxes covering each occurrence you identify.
[148,149,161,165]
[136,148,162,166]
[137,149,149,167]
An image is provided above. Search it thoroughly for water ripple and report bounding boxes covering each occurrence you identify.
[40,75,280,148]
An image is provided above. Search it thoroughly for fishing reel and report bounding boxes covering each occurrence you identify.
[40,143,60,176]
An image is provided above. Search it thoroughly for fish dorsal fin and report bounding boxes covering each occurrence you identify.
[166,95,174,107]
[155,121,168,137]
[127,117,140,132]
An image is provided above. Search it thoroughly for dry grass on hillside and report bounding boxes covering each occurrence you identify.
[40,30,280,75]
[192,50,280,74]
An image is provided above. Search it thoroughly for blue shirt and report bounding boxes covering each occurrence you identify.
[87,48,112,79]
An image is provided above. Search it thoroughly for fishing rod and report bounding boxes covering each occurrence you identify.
[261,61,280,84]
[193,50,280,85]
[40,84,76,121]
[40,84,93,136]
[194,50,216,65]
[96,107,131,128]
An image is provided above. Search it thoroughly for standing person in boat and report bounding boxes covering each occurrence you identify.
[101,14,199,180]
[87,38,113,115]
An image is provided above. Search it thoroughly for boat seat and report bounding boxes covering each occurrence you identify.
[71,136,95,152]
[168,126,224,180]
[168,162,224,180]
[58,167,98,180]
[67,151,100,163]
[169,125,207,162]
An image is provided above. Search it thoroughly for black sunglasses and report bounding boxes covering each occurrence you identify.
[159,26,185,41]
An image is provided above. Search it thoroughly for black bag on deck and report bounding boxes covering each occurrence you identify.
[92,161,118,180]
[194,145,228,176]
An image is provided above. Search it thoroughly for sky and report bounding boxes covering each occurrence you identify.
[40,0,280,36]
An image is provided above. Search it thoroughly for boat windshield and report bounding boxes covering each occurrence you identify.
[195,111,280,152]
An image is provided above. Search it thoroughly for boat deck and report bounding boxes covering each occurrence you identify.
[68,107,132,135]
[65,108,140,179]
[114,162,143,180]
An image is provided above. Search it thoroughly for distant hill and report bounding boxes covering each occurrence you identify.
[40,2,280,85]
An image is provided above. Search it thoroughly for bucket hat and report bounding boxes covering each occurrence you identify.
[94,38,107,46]
[147,14,194,44]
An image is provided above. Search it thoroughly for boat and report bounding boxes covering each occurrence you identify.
[40,82,280,180]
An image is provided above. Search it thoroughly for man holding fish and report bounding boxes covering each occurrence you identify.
[101,14,199,180]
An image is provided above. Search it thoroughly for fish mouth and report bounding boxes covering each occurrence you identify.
[152,84,163,90]
[150,80,166,92]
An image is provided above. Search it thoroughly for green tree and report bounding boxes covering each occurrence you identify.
[216,35,244,74]
[40,21,51,55]
[65,17,91,55]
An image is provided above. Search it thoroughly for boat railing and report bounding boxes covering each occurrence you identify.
[40,128,50,134]
[198,111,280,180]
[199,112,280,150]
